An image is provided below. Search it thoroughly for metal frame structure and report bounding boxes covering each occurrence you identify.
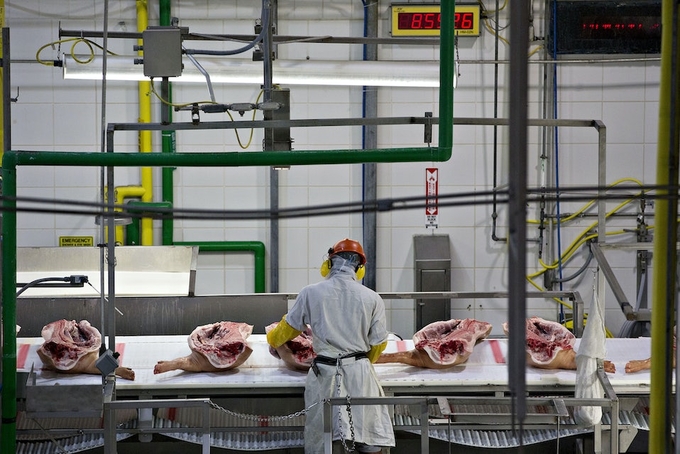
[591,243,654,325]
[323,370,622,454]
[74,365,622,454]
[1,0,617,446]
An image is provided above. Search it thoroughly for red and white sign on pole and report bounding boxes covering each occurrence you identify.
[425,167,439,228]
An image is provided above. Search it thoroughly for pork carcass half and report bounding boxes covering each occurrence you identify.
[154,321,254,374]
[37,319,135,380]
[265,322,316,371]
[376,319,493,369]
[503,317,615,372]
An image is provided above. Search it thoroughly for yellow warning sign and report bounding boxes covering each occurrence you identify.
[59,236,94,247]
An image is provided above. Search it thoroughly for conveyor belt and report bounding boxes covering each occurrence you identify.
[16,336,656,394]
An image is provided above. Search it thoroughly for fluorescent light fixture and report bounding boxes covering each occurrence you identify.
[63,55,456,88]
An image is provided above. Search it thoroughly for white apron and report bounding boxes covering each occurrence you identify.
[304,357,394,453]
[285,263,395,453]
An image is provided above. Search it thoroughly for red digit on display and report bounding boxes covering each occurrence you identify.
[454,12,461,29]
[412,13,422,29]
[437,13,442,29]
[424,13,436,29]
[397,13,409,30]
[398,13,410,29]
[461,12,473,29]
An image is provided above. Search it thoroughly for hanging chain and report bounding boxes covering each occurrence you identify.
[455,36,461,81]
[335,361,356,452]
[208,399,318,422]
[344,395,356,451]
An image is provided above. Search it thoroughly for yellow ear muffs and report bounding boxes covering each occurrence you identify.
[356,265,365,280]
[320,259,332,277]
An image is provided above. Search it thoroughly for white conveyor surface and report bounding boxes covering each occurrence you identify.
[16,336,658,394]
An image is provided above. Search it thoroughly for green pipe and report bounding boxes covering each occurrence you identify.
[124,206,265,293]
[1,161,17,453]
[126,213,140,245]
[160,0,175,243]
[125,201,174,245]
[124,204,267,293]
[174,241,266,293]
[439,0,455,152]
[648,0,680,449]
[160,132,175,241]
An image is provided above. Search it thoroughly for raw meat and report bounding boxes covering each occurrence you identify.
[376,319,492,369]
[265,322,316,371]
[154,321,253,374]
[503,317,615,373]
[37,319,135,380]
[625,333,675,373]
[625,358,651,373]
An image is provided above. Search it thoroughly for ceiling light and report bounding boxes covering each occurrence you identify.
[62,55,456,88]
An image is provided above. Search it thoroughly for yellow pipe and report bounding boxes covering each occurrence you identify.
[648,0,680,450]
[137,0,153,246]
[114,185,146,244]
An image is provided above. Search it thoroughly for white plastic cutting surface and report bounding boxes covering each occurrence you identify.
[16,335,657,393]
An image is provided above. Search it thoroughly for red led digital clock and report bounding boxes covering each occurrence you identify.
[391,4,481,37]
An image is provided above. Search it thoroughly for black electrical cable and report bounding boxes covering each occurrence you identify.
[0,190,662,220]
[15,276,88,297]
[0,183,670,222]
[182,0,269,56]
[551,242,594,284]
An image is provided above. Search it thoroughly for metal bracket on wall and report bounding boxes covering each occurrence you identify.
[424,112,433,145]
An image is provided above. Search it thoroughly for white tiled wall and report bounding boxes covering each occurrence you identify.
[7,0,660,339]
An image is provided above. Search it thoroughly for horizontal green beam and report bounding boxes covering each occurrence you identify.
[4,147,451,168]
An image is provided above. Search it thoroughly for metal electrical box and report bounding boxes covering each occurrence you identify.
[142,26,183,77]
[414,234,451,330]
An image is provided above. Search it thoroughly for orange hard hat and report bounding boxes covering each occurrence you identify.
[328,238,366,265]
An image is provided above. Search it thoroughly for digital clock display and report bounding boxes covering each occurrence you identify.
[391,4,481,37]
[579,15,661,40]
[551,1,662,54]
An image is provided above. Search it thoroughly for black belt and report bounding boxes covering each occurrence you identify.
[313,351,368,366]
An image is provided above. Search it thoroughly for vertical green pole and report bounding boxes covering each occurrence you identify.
[438,0,455,153]
[160,0,175,246]
[1,156,17,454]
[126,216,141,245]
[125,201,173,246]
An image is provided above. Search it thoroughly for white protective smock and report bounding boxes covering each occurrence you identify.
[286,258,395,453]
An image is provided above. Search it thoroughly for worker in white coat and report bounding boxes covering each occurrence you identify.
[267,238,395,453]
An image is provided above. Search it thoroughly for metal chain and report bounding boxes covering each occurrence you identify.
[336,361,356,452]
[455,36,461,80]
[345,395,356,449]
[208,399,318,422]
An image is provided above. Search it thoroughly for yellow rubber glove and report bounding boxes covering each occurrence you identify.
[266,315,302,348]
[367,341,388,363]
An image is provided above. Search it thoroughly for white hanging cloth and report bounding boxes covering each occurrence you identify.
[573,273,607,427]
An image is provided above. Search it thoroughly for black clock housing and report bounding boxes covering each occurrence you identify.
[549,0,661,54]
